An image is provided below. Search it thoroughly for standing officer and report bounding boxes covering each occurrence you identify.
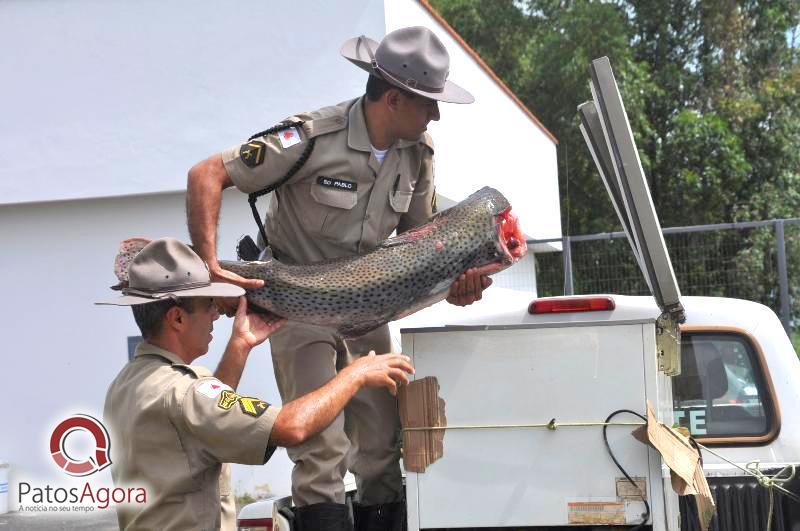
[99,238,413,530]
[186,26,487,530]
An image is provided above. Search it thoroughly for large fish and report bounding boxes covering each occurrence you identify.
[219,187,527,337]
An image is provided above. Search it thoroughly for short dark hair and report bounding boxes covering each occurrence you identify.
[366,74,417,102]
[132,298,198,339]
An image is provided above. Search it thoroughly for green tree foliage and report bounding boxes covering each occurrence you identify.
[431,0,800,334]
[431,0,799,228]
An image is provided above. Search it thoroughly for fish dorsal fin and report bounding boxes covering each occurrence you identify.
[218,259,273,280]
[379,224,436,249]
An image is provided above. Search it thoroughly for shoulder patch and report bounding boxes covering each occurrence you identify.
[217,389,240,410]
[238,396,269,418]
[196,379,232,399]
[278,127,302,149]
[240,141,266,167]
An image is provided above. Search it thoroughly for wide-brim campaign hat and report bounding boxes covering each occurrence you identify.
[341,26,474,104]
[96,237,244,306]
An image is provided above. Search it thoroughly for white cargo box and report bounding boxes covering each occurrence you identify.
[400,316,677,529]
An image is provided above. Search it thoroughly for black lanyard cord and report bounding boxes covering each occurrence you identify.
[246,121,317,248]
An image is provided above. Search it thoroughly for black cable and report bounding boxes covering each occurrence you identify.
[603,409,650,530]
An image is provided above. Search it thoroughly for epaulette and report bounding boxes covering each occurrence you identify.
[302,113,348,139]
[420,131,435,152]
[173,363,211,379]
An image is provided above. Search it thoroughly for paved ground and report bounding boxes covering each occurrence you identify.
[0,510,118,530]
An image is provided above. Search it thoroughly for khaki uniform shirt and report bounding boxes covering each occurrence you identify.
[222,96,436,264]
[103,342,280,531]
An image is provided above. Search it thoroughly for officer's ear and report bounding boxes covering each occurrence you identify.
[164,305,185,332]
[385,88,403,111]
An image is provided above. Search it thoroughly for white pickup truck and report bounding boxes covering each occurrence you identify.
[237,57,800,531]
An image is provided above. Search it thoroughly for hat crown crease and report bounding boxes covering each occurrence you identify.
[128,238,211,292]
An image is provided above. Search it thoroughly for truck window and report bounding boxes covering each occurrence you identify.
[672,332,775,441]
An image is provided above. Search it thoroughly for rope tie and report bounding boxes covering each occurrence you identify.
[696,443,799,531]
[402,419,645,432]
[745,461,797,531]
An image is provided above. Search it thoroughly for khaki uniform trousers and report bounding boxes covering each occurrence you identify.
[270,321,402,507]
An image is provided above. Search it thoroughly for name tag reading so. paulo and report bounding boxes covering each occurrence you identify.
[317,176,357,191]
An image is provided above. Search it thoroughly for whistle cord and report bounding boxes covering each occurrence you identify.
[246,121,316,247]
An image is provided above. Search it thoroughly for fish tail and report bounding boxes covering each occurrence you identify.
[111,237,152,289]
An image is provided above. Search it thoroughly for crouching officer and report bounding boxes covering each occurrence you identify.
[98,238,414,531]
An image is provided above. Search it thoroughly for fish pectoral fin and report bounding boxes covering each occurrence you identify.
[379,238,415,249]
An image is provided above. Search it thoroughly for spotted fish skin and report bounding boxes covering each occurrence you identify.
[111,237,153,289]
[220,187,527,338]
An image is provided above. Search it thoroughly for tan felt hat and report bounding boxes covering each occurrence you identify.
[341,26,474,104]
[96,238,243,306]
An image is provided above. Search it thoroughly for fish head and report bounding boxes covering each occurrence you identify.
[495,205,527,262]
[459,187,528,273]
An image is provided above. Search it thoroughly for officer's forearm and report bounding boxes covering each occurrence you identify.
[186,155,231,267]
[213,339,250,390]
[269,367,362,447]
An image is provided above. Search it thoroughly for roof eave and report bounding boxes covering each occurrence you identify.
[418,0,558,145]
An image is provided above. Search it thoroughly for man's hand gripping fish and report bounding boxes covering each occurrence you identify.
[112,187,526,338]
[221,186,526,337]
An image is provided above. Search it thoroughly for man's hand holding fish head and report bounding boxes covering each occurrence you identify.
[446,267,494,307]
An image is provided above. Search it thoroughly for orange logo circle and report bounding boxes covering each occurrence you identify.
[49,415,112,477]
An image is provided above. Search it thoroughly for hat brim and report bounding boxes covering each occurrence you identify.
[340,36,474,104]
[95,282,245,306]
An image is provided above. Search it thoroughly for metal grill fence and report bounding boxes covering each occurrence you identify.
[531,219,800,344]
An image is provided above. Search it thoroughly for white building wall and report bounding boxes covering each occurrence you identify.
[0,0,385,204]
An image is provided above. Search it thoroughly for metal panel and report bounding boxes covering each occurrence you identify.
[404,324,664,529]
[587,57,683,318]
[578,101,647,288]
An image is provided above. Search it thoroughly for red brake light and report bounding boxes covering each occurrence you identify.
[237,518,273,531]
[528,296,615,314]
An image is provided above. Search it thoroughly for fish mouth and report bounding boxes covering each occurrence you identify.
[495,206,527,264]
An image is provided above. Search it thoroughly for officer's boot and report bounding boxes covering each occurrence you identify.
[353,502,406,531]
[294,502,352,531]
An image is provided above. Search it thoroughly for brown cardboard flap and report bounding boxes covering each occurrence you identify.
[399,376,447,473]
[632,401,715,531]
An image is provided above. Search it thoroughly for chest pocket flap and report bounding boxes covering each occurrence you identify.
[389,169,416,213]
[389,190,412,213]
